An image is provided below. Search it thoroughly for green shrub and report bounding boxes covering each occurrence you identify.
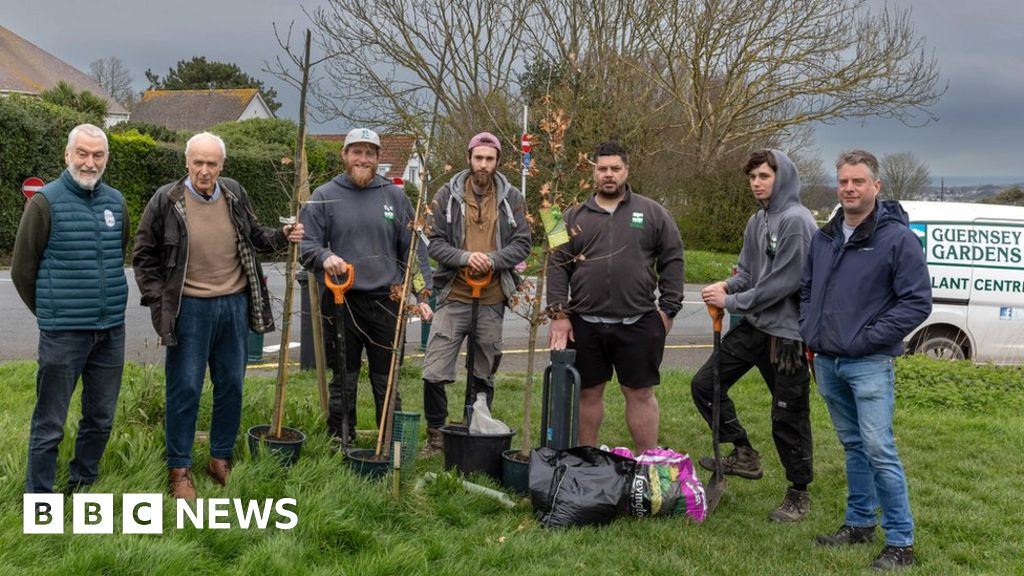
[0,95,90,255]
[676,172,752,253]
[1,100,345,259]
[109,120,186,144]
[105,132,182,252]
[895,355,1024,411]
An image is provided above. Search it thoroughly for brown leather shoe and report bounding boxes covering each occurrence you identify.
[206,458,231,486]
[169,467,196,500]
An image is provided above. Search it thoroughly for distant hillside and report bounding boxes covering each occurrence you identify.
[922,182,1024,202]
[978,185,1024,206]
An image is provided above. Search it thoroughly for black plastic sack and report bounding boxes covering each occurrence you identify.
[529,446,636,529]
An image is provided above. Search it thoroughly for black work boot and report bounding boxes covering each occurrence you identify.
[699,445,763,479]
[768,488,810,522]
[420,427,444,457]
[815,524,877,546]
[872,545,914,571]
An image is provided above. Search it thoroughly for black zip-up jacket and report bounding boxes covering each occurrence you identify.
[132,177,288,346]
[547,186,685,318]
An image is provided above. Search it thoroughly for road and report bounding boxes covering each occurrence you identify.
[0,266,717,371]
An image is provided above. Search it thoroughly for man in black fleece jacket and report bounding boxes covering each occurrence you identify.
[547,141,684,452]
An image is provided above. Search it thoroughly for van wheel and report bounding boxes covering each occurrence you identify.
[915,335,967,360]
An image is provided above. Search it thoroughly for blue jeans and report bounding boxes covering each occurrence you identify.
[815,354,914,546]
[165,294,248,468]
[26,325,125,493]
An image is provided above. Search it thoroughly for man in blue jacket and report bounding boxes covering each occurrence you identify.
[12,124,128,493]
[800,149,932,571]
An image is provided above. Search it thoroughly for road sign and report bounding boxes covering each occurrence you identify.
[521,133,531,153]
[22,177,44,199]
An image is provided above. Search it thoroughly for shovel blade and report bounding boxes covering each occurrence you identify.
[705,473,727,515]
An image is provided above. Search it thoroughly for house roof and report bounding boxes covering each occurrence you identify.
[130,88,265,132]
[0,25,128,115]
[314,133,418,181]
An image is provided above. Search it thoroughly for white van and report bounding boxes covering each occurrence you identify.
[901,200,1024,365]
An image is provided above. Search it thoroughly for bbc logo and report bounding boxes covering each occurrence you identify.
[24,494,163,534]
[23,494,298,533]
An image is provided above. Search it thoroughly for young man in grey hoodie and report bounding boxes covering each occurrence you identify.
[690,149,817,522]
[300,128,431,444]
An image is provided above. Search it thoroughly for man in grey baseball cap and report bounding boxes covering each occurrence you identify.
[300,128,431,445]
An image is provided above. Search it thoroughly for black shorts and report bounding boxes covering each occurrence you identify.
[569,310,667,389]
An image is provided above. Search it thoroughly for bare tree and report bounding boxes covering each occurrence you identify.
[89,57,135,108]
[625,0,945,169]
[881,152,931,200]
[308,0,531,148]
[306,0,944,250]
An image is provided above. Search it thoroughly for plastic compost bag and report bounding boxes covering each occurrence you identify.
[607,446,707,523]
[529,446,636,529]
[469,392,511,435]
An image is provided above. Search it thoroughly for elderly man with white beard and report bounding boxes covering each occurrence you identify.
[300,128,432,446]
[12,124,130,494]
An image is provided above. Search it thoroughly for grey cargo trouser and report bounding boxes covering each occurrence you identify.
[422,300,504,427]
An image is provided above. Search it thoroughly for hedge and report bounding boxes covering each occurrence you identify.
[1,98,344,260]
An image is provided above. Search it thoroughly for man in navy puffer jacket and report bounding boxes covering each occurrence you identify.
[800,149,932,571]
[12,124,128,494]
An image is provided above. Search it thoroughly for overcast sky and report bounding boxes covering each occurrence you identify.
[4,0,1021,183]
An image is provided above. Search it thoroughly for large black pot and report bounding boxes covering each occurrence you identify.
[440,425,515,482]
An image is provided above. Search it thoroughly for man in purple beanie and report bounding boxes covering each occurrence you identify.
[419,132,531,455]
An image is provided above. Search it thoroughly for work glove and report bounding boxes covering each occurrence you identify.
[772,337,805,376]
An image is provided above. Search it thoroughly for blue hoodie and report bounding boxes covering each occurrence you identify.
[799,200,932,357]
[725,150,818,340]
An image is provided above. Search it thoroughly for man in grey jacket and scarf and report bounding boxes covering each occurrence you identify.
[419,132,531,455]
[691,149,817,522]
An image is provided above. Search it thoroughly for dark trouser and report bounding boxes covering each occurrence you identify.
[165,293,248,468]
[322,290,401,440]
[690,321,813,484]
[26,324,125,493]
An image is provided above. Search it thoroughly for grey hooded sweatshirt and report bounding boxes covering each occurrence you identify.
[427,169,531,304]
[724,149,817,340]
[300,172,430,296]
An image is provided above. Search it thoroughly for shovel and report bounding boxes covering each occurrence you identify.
[461,267,493,426]
[705,303,728,514]
[325,265,355,450]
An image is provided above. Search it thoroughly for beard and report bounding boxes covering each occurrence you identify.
[346,161,378,189]
[471,169,493,189]
[69,164,104,190]
[596,182,623,198]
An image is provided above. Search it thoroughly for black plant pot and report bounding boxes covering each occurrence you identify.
[440,425,515,482]
[345,448,391,480]
[501,449,530,494]
[247,424,306,466]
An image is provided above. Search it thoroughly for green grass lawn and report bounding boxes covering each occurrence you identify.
[0,356,1021,575]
